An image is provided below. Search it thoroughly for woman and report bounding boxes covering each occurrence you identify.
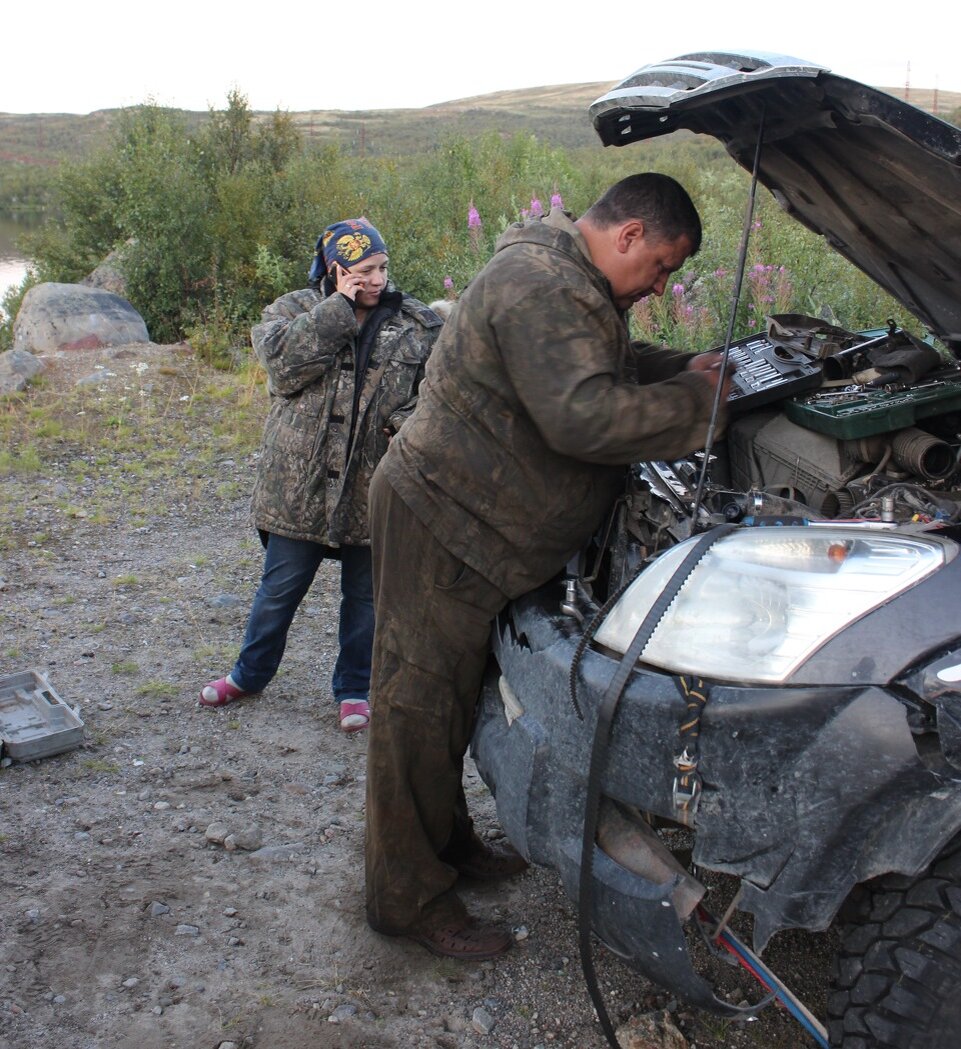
[199,218,441,731]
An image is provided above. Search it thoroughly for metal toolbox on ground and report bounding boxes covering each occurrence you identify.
[0,669,85,761]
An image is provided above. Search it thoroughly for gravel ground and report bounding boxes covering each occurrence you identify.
[0,344,831,1049]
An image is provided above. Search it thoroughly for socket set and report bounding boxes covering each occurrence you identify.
[725,333,823,413]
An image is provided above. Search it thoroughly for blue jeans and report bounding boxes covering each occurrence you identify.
[230,533,373,703]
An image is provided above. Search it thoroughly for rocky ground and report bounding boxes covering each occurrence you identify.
[0,343,830,1049]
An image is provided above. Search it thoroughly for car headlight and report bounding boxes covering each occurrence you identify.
[593,526,950,684]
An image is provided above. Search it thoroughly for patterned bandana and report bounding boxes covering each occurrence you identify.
[308,218,388,285]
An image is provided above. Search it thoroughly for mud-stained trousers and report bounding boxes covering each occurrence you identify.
[365,467,510,934]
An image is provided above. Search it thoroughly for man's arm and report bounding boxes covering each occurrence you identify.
[493,273,725,465]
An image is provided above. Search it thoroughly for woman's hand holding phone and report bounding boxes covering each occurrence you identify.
[334,263,364,301]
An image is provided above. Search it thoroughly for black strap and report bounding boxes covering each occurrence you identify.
[577,523,736,1047]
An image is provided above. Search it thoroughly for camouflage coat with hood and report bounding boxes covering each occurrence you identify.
[250,282,441,547]
[381,208,725,598]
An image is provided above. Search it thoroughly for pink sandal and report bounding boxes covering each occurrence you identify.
[339,700,370,733]
[199,677,252,708]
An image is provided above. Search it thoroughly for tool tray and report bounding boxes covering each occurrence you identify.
[725,333,823,413]
[0,669,85,761]
[785,373,961,439]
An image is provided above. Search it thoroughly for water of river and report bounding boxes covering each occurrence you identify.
[0,212,40,317]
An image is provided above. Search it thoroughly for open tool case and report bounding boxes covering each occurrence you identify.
[0,669,85,761]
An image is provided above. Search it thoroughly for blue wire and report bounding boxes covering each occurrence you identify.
[718,928,829,1048]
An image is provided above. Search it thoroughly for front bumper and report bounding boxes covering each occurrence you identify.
[471,579,961,1004]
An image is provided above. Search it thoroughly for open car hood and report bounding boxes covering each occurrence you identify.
[590,51,961,353]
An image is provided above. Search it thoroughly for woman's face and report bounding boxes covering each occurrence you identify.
[349,253,389,308]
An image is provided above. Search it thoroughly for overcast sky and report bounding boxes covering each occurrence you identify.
[5,1,960,114]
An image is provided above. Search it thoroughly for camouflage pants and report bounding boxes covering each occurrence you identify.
[364,467,509,933]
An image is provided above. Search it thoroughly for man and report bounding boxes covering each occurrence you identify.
[364,175,730,959]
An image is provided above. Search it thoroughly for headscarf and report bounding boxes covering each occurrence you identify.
[307,218,388,286]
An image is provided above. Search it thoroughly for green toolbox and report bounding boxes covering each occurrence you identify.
[785,373,961,440]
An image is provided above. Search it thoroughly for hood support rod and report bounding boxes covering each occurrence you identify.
[690,106,767,527]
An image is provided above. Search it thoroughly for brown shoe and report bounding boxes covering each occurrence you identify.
[446,840,529,882]
[408,919,512,960]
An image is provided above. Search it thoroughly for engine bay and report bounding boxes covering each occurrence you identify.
[605,317,961,598]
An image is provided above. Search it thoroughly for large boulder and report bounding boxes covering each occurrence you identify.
[12,283,149,355]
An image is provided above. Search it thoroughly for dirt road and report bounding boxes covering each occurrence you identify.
[0,344,827,1048]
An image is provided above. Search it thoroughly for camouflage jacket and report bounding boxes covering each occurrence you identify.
[250,284,441,546]
[381,209,724,597]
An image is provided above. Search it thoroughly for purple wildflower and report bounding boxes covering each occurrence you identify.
[467,202,482,229]
[443,276,454,290]
[550,191,564,209]
[530,196,544,218]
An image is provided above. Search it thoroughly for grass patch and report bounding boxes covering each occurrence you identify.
[135,681,179,699]
[0,444,42,473]
[0,354,268,553]
[111,660,139,675]
[81,758,120,774]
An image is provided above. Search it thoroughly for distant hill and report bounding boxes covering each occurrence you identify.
[1,81,959,168]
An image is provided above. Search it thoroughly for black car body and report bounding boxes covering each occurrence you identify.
[471,52,961,1047]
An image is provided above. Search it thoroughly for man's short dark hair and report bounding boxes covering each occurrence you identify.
[584,173,702,254]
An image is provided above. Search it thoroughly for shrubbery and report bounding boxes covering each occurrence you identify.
[0,92,921,360]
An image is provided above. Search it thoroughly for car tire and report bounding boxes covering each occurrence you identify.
[827,835,961,1048]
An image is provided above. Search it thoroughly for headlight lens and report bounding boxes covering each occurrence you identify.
[593,527,948,683]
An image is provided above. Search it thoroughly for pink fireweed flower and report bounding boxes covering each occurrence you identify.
[521,209,530,221]
[672,283,686,297]
[443,276,454,290]
[468,201,483,252]
[530,196,544,218]
[550,191,564,209]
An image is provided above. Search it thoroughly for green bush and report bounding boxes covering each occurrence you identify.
[8,99,931,360]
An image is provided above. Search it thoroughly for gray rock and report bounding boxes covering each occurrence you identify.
[147,901,170,917]
[174,924,200,936]
[224,826,263,852]
[76,366,117,386]
[0,347,44,395]
[328,1003,358,1023]
[81,241,132,296]
[471,1006,495,1035]
[204,822,229,845]
[207,593,243,609]
[12,282,149,356]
